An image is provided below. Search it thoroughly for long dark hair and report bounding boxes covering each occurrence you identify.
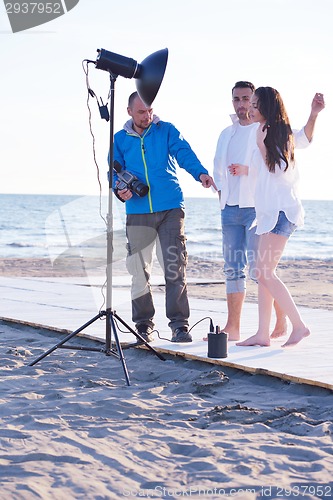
[255,87,294,172]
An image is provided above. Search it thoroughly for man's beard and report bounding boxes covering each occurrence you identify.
[237,109,249,120]
[135,119,150,129]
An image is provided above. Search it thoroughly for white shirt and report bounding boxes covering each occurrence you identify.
[252,127,310,235]
[214,116,258,209]
[226,123,256,205]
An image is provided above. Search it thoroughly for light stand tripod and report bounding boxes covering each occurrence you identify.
[29,48,169,385]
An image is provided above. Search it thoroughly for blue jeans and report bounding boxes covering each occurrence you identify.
[221,205,258,294]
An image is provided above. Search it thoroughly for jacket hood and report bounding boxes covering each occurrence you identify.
[123,115,160,135]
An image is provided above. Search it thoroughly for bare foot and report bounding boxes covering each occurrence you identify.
[222,326,240,342]
[236,333,270,347]
[281,327,310,348]
[227,333,240,342]
[270,317,288,339]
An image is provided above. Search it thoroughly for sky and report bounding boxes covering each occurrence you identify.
[0,0,332,200]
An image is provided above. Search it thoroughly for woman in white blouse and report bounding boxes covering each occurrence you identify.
[232,87,325,347]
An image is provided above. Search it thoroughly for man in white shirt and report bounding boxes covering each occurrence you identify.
[213,81,286,341]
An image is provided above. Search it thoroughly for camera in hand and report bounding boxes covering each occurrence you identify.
[114,161,149,198]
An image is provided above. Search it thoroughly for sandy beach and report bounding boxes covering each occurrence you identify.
[1,257,332,498]
[1,256,332,310]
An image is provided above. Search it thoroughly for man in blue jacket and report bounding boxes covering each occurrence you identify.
[114,91,216,343]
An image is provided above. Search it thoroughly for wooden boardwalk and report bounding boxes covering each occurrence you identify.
[1,275,332,390]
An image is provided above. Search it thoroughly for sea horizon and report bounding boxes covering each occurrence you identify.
[0,193,332,262]
[1,191,333,202]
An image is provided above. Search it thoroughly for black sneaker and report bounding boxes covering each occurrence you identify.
[171,327,192,343]
[136,324,154,343]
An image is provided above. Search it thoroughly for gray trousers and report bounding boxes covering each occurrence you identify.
[125,208,189,331]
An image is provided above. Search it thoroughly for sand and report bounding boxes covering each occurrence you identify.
[1,321,333,499]
[0,257,332,498]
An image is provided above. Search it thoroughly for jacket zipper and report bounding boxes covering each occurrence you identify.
[140,127,153,212]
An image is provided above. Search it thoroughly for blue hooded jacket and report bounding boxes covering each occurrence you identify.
[113,116,208,214]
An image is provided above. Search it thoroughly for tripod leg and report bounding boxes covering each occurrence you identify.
[112,310,166,361]
[108,312,130,386]
[28,312,105,366]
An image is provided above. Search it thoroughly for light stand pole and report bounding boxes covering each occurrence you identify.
[28,48,169,385]
[105,70,116,353]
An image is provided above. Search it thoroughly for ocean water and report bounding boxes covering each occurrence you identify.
[0,194,332,262]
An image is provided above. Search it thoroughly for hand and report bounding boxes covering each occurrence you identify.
[117,187,133,201]
[311,93,325,116]
[256,124,268,147]
[228,163,249,176]
[304,93,325,142]
[199,173,218,191]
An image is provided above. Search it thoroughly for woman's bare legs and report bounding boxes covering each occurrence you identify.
[236,282,273,346]
[237,233,310,347]
[271,300,288,338]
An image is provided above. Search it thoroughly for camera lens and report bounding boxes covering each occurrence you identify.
[132,180,149,197]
